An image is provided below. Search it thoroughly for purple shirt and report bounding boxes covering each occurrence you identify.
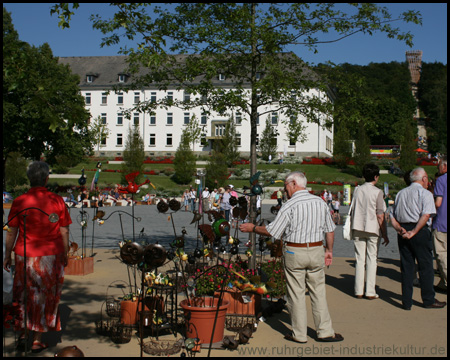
[433,173,447,232]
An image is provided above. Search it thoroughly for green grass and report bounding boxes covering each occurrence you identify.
[47,158,437,197]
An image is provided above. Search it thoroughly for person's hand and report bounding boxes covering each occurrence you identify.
[402,231,416,240]
[239,223,254,233]
[3,257,12,272]
[324,249,333,267]
[382,236,390,246]
[63,252,69,267]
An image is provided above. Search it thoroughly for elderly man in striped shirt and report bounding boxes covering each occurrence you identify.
[240,171,343,343]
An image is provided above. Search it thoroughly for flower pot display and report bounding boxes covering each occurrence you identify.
[65,256,94,276]
[214,287,261,316]
[180,297,229,344]
[121,296,164,326]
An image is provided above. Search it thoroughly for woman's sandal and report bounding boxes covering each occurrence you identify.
[31,341,49,353]
[16,337,26,351]
[16,332,28,351]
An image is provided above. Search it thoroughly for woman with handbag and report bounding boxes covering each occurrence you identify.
[350,164,390,299]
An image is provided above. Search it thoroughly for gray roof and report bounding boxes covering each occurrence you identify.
[58,53,327,95]
[58,56,132,89]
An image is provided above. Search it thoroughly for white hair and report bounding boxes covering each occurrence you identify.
[410,167,426,182]
[285,171,307,188]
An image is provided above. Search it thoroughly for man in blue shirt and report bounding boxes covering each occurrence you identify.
[433,156,447,293]
[391,168,446,310]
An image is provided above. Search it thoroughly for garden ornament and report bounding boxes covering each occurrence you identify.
[120,242,144,265]
[143,243,167,268]
[117,172,154,194]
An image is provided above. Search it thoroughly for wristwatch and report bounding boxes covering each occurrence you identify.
[252,225,257,233]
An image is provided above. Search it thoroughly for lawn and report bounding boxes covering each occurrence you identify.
[46,158,438,197]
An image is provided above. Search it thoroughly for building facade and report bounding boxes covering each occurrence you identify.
[59,56,334,159]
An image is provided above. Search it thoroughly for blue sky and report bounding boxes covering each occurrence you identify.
[4,3,447,65]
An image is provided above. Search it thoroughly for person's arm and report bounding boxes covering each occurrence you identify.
[60,226,70,267]
[239,222,272,237]
[435,196,443,209]
[390,214,406,236]
[324,231,334,267]
[3,227,18,272]
[376,213,390,246]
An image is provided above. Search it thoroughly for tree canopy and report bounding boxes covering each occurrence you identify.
[3,7,92,188]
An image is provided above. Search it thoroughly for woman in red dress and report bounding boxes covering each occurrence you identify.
[3,161,72,353]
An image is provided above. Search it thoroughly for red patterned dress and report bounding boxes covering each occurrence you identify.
[7,187,72,332]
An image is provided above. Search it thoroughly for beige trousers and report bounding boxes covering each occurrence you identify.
[433,230,447,288]
[283,244,334,342]
[353,230,380,297]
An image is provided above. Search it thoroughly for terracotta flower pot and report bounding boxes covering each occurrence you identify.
[120,296,163,326]
[180,297,229,344]
[215,288,261,316]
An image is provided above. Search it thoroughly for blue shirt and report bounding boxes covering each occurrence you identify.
[393,182,436,226]
[433,173,447,232]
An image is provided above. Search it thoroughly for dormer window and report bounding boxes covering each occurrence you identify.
[118,74,127,83]
[86,75,94,83]
[218,73,225,81]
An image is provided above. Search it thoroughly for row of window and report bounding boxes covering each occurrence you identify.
[108,133,246,148]
[96,111,287,127]
[85,91,197,106]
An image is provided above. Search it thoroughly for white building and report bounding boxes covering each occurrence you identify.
[59,56,334,159]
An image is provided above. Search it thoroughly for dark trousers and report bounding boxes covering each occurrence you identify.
[397,223,435,308]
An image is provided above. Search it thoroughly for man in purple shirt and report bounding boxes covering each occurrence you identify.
[433,156,447,293]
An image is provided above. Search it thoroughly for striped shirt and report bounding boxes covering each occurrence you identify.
[266,190,335,244]
[393,182,436,226]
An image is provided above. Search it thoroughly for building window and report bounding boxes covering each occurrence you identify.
[326,136,333,152]
[101,113,107,125]
[117,92,123,105]
[100,136,107,146]
[117,113,123,126]
[117,134,123,146]
[256,72,261,81]
[118,74,126,83]
[201,134,207,146]
[134,92,140,104]
[215,124,226,136]
[102,92,107,105]
[149,112,156,125]
[236,133,241,146]
[133,113,139,126]
[271,111,278,125]
[184,113,190,125]
[256,134,259,146]
[201,112,207,125]
[86,75,93,83]
[218,73,225,81]
[184,91,190,102]
[289,137,296,146]
[85,93,91,105]
[291,90,297,102]
[167,91,173,103]
[235,112,242,125]
[150,92,157,103]
[167,113,173,125]
[149,134,156,146]
[166,134,173,146]
[256,113,260,126]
